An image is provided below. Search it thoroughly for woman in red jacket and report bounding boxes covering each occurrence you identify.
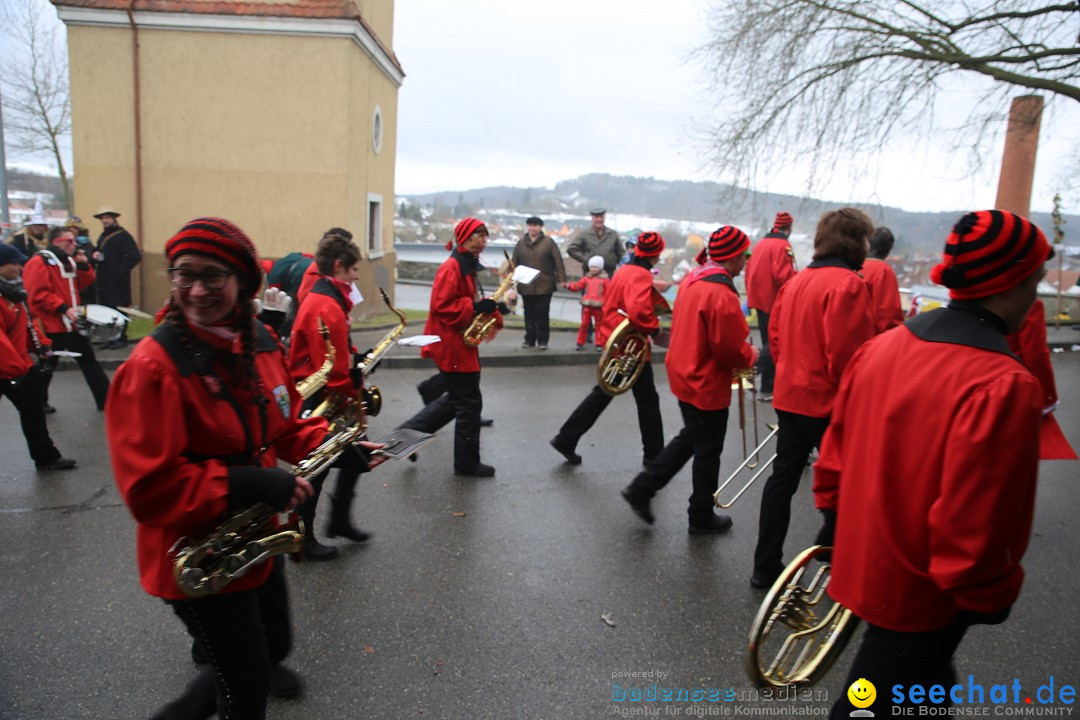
[751,207,876,589]
[107,218,327,718]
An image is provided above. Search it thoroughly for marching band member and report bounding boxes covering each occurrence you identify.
[106,217,338,718]
[23,225,111,410]
[0,243,76,470]
[550,231,667,467]
[289,231,382,560]
[398,218,504,477]
[620,227,758,533]
[744,211,797,401]
[751,208,876,589]
[861,226,905,334]
[816,210,1051,717]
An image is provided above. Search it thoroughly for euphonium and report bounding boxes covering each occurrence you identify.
[463,250,515,347]
[356,288,407,416]
[295,319,335,401]
[597,288,671,396]
[746,545,859,687]
[171,420,368,598]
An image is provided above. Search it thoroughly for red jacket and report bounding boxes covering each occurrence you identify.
[0,294,33,380]
[296,261,322,307]
[814,309,1042,631]
[745,233,796,314]
[24,248,96,334]
[422,250,502,373]
[599,261,663,349]
[860,258,904,334]
[769,260,875,418]
[564,274,609,307]
[665,267,755,410]
[107,323,328,599]
[288,277,357,396]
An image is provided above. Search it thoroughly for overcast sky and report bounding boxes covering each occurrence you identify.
[393,1,1079,214]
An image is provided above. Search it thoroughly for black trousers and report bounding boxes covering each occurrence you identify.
[43,331,110,410]
[417,373,445,405]
[830,618,969,719]
[755,309,775,393]
[627,401,729,520]
[753,409,830,577]
[554,362,664,463]
[0,370,61,465]
[158,558,292,720]
[521,293,553,346]
[401,370,483,472]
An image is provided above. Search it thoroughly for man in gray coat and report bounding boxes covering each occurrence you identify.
[511,216,565,349]
[567,208,624,278]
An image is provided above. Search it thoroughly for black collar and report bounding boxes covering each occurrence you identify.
[806,257,860,272]
[310,277,351,317]
[905,305,1016,357]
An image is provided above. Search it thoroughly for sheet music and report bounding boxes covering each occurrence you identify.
[370,428,437,460]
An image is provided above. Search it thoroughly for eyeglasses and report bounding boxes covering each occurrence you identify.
[168,267,235,290]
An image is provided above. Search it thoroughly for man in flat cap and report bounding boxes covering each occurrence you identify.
[567,209,624,279]
[91,206,141,348]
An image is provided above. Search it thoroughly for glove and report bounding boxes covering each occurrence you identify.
[958,606,1011,626]
[227,466,297,511]
[356,350,380,377]
[261,287,292,314]
[474,298,497,315]
[496,302,512,315]
[333,444,372,473]
[813,509,836,553]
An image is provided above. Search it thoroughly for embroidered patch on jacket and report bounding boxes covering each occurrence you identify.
[272,385,291,419]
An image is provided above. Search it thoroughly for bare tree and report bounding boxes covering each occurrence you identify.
[1,0,72,213]
[695,1,1080,196]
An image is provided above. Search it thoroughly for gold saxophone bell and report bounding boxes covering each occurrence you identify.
[746,545,859,687]
[171,420,368,598]
[463,250,515,347]
[597,289,671,396]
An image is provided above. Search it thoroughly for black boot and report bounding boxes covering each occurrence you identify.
[297,476,338,561]
[324,472,371,543]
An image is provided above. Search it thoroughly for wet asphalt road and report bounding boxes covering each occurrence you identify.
[0,352,1078,719]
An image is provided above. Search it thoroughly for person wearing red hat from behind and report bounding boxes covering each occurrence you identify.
[397,217,506,477]
[751,208,876,589]
[815,210,1052,719]
[620,227,758,534]
[744,211,797,401]
[550,231,668,467]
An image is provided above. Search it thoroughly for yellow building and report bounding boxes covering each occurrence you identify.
[52,0,403,316]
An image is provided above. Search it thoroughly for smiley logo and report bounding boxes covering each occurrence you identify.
[847,678,876,709]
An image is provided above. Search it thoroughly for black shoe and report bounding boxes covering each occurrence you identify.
[42,403,56,414]
[302,538,339,561]
[621,487,654,525]
[36,457,77,470]
[750,567,783,589]
[456,463,495,477]
[269,664,303,699]
[325,522,372,543]
[550,437,581,464]
[688,514,733,535]
[480,417,495,427]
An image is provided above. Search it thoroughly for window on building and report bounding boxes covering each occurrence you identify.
[367,194,384,259]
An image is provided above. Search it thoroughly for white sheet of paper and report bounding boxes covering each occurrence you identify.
[397,335,442,347]
[512,265,541,285]
[49,350,83,358]
[349,283,364,305]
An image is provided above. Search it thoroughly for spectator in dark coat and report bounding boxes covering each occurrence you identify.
[512,216,566,349]
[91,206,141,349]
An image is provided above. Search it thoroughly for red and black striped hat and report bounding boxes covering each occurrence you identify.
[930,210,1051,300]
[447,217,488,250]
[165,217,262,298]
[707,226,750,262]
[634,231,665,258]
[773,212,793,230]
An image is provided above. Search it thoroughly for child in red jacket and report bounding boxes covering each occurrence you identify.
[563,255,609,350]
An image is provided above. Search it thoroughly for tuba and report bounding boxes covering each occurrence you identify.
[356,288,407,416]
[171,419,368,598]
[597,288,671,396]
[463,250,515,347]
[746,545,859,687]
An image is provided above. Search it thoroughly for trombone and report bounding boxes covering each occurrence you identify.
[713,365,779,509]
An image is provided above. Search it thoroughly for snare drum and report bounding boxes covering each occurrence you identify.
[77,304,130,343]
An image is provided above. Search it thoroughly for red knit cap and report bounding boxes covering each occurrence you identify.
[634,231,665,258]
[447,217,488,250]
[707,226,750,262]
[930,210,1051,300]
[773,212,793,230]
[165,217,262,299]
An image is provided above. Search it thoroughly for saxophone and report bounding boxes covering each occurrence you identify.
[355,288,407,416]
[463,250,515,347]
[295,319,334,401]
[171,419,367,598]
